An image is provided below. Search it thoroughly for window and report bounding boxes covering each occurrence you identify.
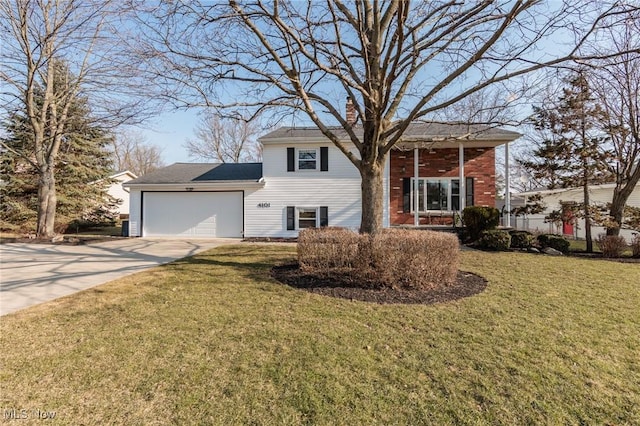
[410,178,460,212]
[298,208,317,228]
[298,149,317,170]
[286,206,329,230]
[287,147,328,172]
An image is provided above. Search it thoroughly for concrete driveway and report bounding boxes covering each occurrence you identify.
[0,238,237,316]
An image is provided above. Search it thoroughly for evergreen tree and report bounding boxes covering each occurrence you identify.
[520,73,611,252]
[0,62,117,233]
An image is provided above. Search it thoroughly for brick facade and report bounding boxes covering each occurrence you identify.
[389,147,496,225]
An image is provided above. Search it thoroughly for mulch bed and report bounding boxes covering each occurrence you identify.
[272,263,487,305]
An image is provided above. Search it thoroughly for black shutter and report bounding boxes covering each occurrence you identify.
[320,147,329,171]
[287,147,295,172]
[286,206,295,230]
[402,178,411,213]
[466,177,474,207]
[319,206,328,227]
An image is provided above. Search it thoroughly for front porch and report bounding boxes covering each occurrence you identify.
[389,135,516,227]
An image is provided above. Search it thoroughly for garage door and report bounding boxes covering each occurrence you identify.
[142,192,243,238]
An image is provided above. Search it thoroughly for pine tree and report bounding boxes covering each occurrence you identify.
[520,73,611,252]
[0,62,117,234]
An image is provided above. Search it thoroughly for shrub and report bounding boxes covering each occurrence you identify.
[297,228,460,290]
[369,229,460,289]
[298,227,360,271]
[462,206,500,242]
[478,230,511,251]
[509,230,535,249]
[632,234,640,258]
[537,234,570,254]
[595,234,627,258]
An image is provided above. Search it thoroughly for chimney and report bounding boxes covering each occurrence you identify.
[346,97,356,126]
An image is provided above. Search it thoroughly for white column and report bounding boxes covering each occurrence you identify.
[414,147,419,226]
[504,142,511,227]
[459,142,465,212]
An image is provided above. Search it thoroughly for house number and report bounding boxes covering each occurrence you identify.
[257,203,271,208]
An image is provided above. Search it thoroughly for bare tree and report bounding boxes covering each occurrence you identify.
[585,18,640,236]
[185,114,262,163]
[138,1,639,234]
[111,130,165,176]
[0,0,149,238]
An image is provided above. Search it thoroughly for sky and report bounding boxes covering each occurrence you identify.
[143,110,201,165]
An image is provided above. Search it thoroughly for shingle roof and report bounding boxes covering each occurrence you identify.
[260,122,520,142]
[125,163,263,185]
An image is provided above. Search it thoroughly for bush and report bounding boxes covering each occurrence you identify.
[369,229,460,289]
[462,206,500,242]
[509,230,535,249]
[632,234,640,258]
[595,234,627,258]
[537,234,570,254]
[478,230,511,251]
[298,227,360,271]
[297,228,460,290]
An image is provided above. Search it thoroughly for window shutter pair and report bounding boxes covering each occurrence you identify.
[286,206,328,230]
[286,147,328,172]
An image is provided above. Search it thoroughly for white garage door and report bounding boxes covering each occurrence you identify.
[143,192,243,238]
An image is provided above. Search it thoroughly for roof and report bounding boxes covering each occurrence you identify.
[517,182,640,197]
[259,122,521,143]
[109,170,137,180]
[124,163,263,185]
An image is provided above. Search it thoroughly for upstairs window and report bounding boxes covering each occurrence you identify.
[298,149,317,170]
[287,147,328,172]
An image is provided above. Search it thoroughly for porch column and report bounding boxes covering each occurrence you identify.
[414,147,419,226]
[504,141,511,227]
[459,142,465,211]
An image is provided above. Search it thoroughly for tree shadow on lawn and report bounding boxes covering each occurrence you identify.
[272,263,487,305]
[167,250,288,283]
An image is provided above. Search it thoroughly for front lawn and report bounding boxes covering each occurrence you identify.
[1,245,639,425]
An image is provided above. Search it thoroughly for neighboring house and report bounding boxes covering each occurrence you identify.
[514,183,640,240]
[106,171,137,217]
[124,121,519,238]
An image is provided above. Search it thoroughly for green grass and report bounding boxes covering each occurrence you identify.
[1,245,639,425]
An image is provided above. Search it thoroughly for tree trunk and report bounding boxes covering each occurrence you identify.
[583,178,593,253]
[36,166,57,238]
[607,182,637,236]
[359,160,385,235]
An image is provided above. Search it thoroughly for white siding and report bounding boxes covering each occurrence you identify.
[518,184,640,241]
[128,189,142,236]
[245,143,365,237]
[107,175,134,215]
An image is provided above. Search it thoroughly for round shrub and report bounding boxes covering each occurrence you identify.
[595,234,627,258]
[509,230,535,249]
[537,234,570,254]
[478,230,511,251]
[462,206,500,242]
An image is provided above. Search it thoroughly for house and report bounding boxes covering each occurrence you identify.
[124,121,520,238]
[105,170,137,217]
[514,183,640,240]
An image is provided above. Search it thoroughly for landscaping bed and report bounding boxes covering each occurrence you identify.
[273,263,486,304]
